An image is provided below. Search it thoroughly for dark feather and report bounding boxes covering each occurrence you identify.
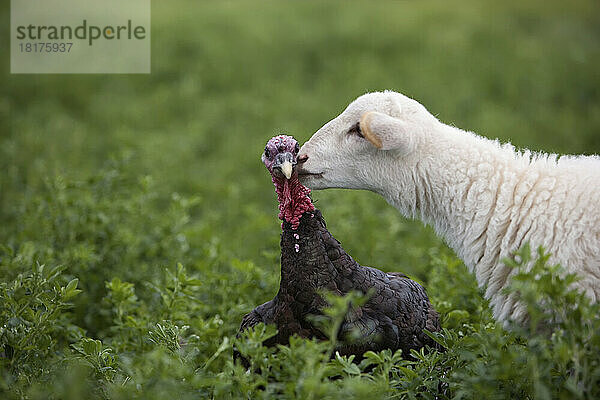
[236,209,442,365]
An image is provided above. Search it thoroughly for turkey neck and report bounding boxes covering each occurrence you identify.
[272,174,334,302]
[278,211,336,304]
[272,173,315,230]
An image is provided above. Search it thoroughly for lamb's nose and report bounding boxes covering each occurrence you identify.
[298,154,309,164]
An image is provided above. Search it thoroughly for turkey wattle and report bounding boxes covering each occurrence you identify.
[237,135,441,362]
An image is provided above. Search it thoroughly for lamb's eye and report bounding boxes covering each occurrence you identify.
[347,122,364,138]
[294,143,299,153]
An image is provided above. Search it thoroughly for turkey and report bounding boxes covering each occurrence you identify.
[236,134,441,363]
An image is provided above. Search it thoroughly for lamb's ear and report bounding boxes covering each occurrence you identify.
[359,111,413,151]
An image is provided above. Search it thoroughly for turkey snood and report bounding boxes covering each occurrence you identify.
[236,135,441,365]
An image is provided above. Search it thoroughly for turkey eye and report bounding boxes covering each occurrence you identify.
[264,146,271,158]
[294,143,299,153]
[348,122,364,138]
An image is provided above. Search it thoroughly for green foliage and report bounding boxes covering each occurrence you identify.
[2,0,599,398]
[422,246,600,400]
[0,263,83,387]
[1,158,199,336]
[2,175,599,399]
[71,338,118,384]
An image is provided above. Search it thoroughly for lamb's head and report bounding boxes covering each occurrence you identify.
[262,134,300,180]
[297,91,437,191]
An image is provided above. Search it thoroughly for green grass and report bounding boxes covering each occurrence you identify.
[2,0,599,398]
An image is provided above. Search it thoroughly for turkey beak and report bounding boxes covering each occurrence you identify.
[273,152,296,180]
[281,161,293,179]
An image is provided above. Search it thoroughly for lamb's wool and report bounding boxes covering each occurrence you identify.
[298,91,600,323]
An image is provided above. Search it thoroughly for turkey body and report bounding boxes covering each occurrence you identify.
[238,209,441,358]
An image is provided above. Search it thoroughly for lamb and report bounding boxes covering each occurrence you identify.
[297,91,600,324]
[236,135,441,364]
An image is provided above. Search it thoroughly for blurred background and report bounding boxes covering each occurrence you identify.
[2,0,599,335]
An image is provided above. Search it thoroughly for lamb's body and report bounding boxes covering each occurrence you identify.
[298,91,600,323]
[240,209,440,356]
[391,124,600,322]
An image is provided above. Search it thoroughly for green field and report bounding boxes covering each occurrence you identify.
[2,0,600,398]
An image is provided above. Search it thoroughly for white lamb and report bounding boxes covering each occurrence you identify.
[297,90,600,323]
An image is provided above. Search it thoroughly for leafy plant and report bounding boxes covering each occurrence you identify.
[0,262,83,388]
